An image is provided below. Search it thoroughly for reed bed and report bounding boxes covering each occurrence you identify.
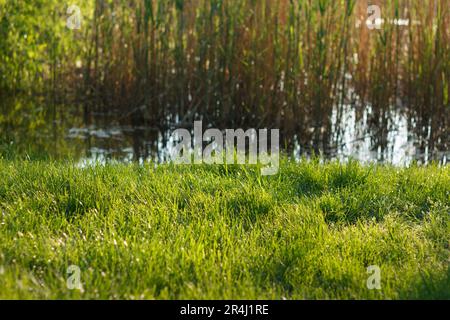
[1,0,448,157]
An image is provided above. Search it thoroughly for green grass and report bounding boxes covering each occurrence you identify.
[0,158,448,299]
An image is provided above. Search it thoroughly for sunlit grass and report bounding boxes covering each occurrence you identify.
[0,158,448,299]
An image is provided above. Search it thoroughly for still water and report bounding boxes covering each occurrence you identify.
[1,97,448,166]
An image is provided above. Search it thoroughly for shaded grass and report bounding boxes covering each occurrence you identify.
[0,158,448,299]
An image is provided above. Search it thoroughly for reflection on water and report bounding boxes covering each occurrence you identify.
[65,105,448,166]
[326,104,448,165]
[1,96,448,166]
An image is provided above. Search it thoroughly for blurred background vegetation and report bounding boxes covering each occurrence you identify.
[0,0,448,163]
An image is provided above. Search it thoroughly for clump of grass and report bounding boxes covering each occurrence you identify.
[0,158,448,299]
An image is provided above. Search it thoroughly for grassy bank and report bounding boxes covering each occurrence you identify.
[0,159,448,299]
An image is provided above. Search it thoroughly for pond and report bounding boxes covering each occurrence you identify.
[2,97,448,166]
